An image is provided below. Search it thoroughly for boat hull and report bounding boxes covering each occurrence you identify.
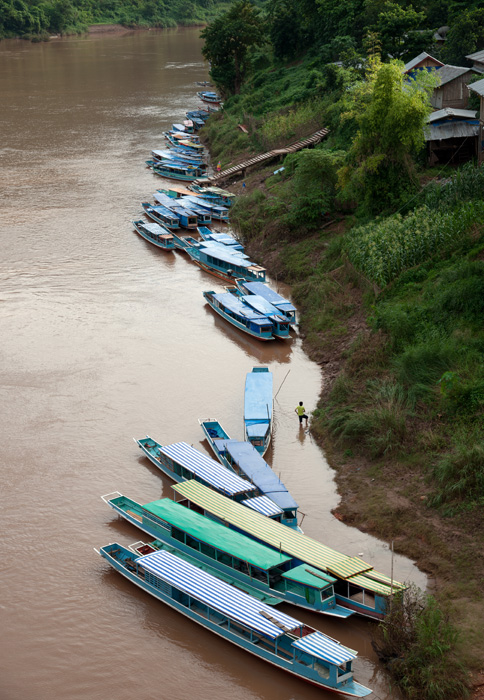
[204,292,274,341]
[132,222,175,250]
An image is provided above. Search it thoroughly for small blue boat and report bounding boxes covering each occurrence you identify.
[226,287,290,339]
[188,245,266,283]
[189,184,235,207]
[132,220,175,250]
[166,196,212,225]
[186,109,210,121]
[200,418,301,530]
[191,117,205,130]
[97,544,370,695]
[197,90,222,104]
[165,132,205,153]
[101,494,355,619]
[141,202,180,230]
[152,161,207,182]
[153,192,198,228]
[236,279,297,325]
[244,367,273,455]
[151,149,204,166]
[181,195,229,221]
[203,290,275,340]
[170,232,201,251]
[197,226,244,252]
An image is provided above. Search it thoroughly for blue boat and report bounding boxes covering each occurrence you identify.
[97,544,370,695]
[141,202,180,230]
[190,184,235,207]
[197,90,222,104]
[165,132,205,153]
[151,149,205,167]
[191,117,205,130]
[186,109,210,121]
[153,192,199,228]
[132,220,175,250]
[155,190,211,226]
[101,493,354,619]
[198,226,244,251]
[226,287,290,339]
[200,419,301,531]
[203,290,275,341]
[236,279,297,325]
[152,161,207,182]
[244,368,273,455]
[181,195,229,221]
[187,244,266,283]
[170,232,201,251]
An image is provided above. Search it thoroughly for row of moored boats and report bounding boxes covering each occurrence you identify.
[97,90,405,697]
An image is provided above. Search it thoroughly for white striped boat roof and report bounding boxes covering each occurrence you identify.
[159,441,256,496]
[173,481,404,595]
[137,549,301,639]
[293,632,356,665]
[241,494,283,517]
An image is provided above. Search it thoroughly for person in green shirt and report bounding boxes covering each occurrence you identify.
[295,401,308,428]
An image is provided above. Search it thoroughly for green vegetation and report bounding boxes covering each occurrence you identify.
[0,0,230,39]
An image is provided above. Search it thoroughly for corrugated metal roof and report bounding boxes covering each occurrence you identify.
[404,52,443,72]
[435,65,471,87]
[466,49,484,63]
[245,369,273,423]
[344,573,397,596]
[425,123,479,141]
[159,441,256,496]
[241,282,296,312]
[292,632,356,665]
[469,77,484,96]
[212,292,266,319]
[142,497,293,569]
[428,108,477,122]
[172,481,403,594]
[241,495,283,517]
[327,556,373,579]
[138,549,301,638]
[242,294,284,318]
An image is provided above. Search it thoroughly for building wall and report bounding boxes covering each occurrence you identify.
[431,74,472,109]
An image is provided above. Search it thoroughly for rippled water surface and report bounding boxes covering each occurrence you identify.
[0,28,426,700]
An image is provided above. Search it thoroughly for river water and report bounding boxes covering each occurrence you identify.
[0,28,426,700]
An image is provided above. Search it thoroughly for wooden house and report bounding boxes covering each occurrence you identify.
[468,78,484,164]
[425,108,479,166]
[466,49,484,75]
[404,52,444,75]
[431,65,475,110]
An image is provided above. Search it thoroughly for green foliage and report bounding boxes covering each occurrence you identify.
[430,443,484,512]
[374,3,432,60]
[442,7,484,65]
[338,58,438,216]
[374,585,471,699]
[201,0,265,95]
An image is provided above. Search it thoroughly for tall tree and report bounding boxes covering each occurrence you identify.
[443,8,484,65]
[201,0,265,95]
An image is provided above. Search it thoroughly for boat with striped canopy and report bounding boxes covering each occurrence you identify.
[132,220,175,250]
[244,367,273,454]
[101,492,353,618]
[199,419,300,530]
[141,202,180,230]
[236,280,297,325]
[189,184,235,207]
[172,480,406,620]
[203,290,275,341]
[97,544,370,695]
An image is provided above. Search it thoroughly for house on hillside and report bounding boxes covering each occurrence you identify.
[404,52,476,110]
[468,78,484,164]
[404,52,444,75]
[466,49,484,74]
[425,108,479,166]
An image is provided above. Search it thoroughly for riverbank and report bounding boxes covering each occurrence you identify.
[209,155,484,695]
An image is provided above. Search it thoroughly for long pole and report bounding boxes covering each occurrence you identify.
[274,370,290,400]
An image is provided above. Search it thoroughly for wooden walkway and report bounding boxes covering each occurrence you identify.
[194,127,329,186]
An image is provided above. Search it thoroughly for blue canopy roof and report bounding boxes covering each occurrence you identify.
[146,205,179,221]
[154,193,197,218]
[200,242,248,259]
[203,248,253,268]
[244,369,273,423]
[292,631,356,665]
[138,549,302,639]
[182,196,228,214]
[212,293,270,321]
[225,441,298,512]
[241,282,296,312]
[141,222,172,236]
[158,441,256,496]
[241,294,285,319]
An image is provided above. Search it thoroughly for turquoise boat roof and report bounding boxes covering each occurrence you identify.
[142,498,292,570]
[172,481,404,594]
[244,368,273,423]
[241,294,284,317]
[212,293,267,320]
[282,564,335,588]
[202,247,254,268]
[241,282,296,312]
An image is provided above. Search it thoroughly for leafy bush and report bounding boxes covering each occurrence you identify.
[430,444,484,512]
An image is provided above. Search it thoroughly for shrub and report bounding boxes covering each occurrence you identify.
[430,443,484,512]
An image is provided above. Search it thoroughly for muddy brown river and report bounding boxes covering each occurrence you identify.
[0,28,426,700]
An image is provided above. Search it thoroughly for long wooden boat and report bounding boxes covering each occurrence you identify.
[203,290,275,341]
[98,544,370,695]
[197,90,222,104]
[152,161,207,183]
[171,232,201,251]
[166,129,201,143]
[191,117,205,130]
[159,184,200,199]
[151,149,204,167]
[226,287,290,339]
[101,492,353,619]
[189,184,236,207]
[153,192,198,228]
[171,198,212,226]
[186,244,266,283]
[141,202,180,230]
[132,220,175,250]
[244,367,273,454]
[199,418,300,530]
[236,279,297,325]
[197,226,244,251]
[164,132,205,153]
[173,480,406,620]
[186,109,210,121]
[181,195,229,221]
